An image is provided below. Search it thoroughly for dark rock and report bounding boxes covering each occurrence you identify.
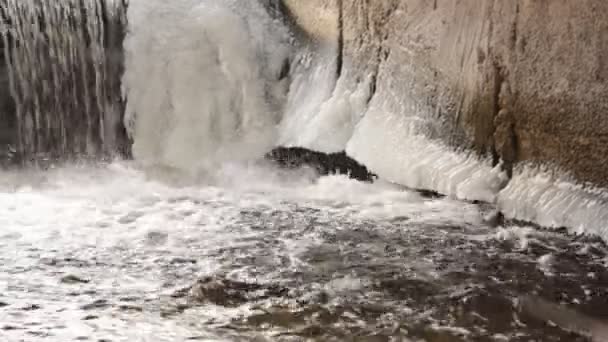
[117,305,143,312]
[81,299,110,311]
[175,276,289,308]
[2,325,21,331]
[61,275,91,284]
[266,147,376,182]
[119,296,139,303]
[21,304,42,311]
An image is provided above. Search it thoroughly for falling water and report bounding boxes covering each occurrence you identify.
[1,0,128,160]
[1,1,608,341]
[122,0,292,173]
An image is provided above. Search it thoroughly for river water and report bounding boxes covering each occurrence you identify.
[1,161,607,341]
[2,0,608,341]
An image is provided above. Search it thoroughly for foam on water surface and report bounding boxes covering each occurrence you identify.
[498,166,608,241]
[2,162,607,341]
[3,0,608,340]
[0,161,491,340]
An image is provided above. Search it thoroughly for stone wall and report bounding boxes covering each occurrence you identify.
[282,0,608,187]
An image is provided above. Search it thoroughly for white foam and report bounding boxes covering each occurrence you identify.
[279,62,372,153]
[498,166,608,240]
[123,0,291,173]
[346,99,508,203]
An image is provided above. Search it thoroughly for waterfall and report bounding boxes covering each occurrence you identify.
[1,0,128,160]
[122,0,292,173]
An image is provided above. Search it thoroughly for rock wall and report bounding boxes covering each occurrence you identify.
[282,0,608,188]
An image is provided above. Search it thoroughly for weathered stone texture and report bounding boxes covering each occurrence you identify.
[283,0,608,187]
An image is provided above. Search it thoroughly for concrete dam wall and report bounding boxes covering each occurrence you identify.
[282,0,608,237]
[284,0,608,185]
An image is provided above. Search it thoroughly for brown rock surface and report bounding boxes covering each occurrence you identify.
[283,0,608,187]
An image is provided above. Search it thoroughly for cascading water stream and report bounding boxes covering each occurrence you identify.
[122,0,293,174]
[1,1,608,341]
[1,0,128,160]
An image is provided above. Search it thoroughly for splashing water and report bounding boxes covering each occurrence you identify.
[122,0,292,173]
[1,1,608,341]
[1,161,608,341]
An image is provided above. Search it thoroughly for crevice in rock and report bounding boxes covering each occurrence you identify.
[367,73,377,104]
[491,61,512,177]
[336,0,344,80]
[492,62,504,135]
[511,2,520,50]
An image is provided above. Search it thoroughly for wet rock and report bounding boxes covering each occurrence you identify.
[267,147,376,182]
[81,299,110,311]
[119,296,139,303]
[2,325,21,331]
[170,257,197,265]
[61,274,91,284]
[117,304,143,312]
[145,231,168,246]
[175,276,289,308]
[483,210,503,227]
[118,211,143,224]
[27,331,52,337]
[21,304,41,311]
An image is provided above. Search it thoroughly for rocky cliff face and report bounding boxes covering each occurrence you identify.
[283,0,608,187]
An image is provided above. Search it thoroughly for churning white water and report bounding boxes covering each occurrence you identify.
[3,160,606,341]
[123,0,291,173]
[122,0,608,244]
[0,162,491,341]
[2,0,608,341]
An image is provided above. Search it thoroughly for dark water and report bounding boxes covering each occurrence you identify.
[0,163,607,341]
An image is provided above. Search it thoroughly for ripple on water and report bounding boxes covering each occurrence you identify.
[0,163,607,341]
